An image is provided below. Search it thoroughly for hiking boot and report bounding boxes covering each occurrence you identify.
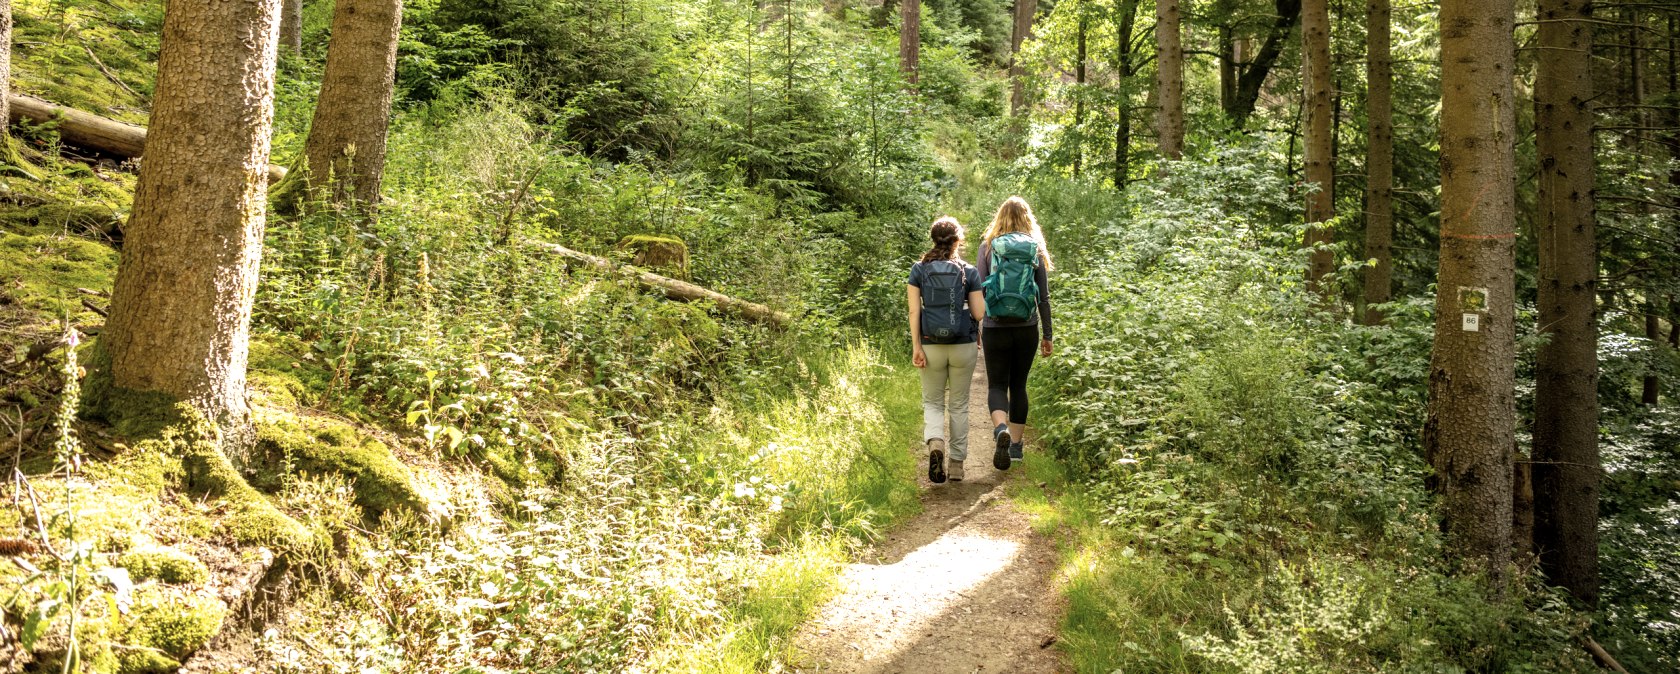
[927,439,948,484]
[1010,441,1024,463]
[992,425,1012,471]
[948,459,965,481]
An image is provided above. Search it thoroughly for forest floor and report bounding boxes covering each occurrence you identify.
[792,360,1065,673]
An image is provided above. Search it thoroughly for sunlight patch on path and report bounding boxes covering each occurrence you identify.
[804,529,1024,670]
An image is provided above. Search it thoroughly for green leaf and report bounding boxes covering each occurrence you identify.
[22,598,61,651]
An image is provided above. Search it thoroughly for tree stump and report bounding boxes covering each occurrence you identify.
[619,235,690,279]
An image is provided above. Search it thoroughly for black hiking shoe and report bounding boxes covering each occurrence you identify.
[928,439,948,484]
[1010,441,1025,463]
[993,427,1012,471]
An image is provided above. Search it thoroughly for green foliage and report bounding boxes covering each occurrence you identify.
[258,343,922,672]
[1021,149,1602,673]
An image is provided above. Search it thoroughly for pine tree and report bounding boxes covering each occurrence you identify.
[1361,0,1393,323]
[1011,0,1040,115]
[303,0,402,205]
[1425,0,1519,585]
[1302,0,1335,295]
[1154,0,1184,158]
[900,0,920,85]
[93,0,285,446]
[1113,0,1139,187]
[1533,0,1600,607]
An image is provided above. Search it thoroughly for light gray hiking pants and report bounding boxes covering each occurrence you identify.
[919,342,978,461]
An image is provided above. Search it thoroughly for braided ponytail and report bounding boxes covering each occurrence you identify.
[920,217,964,263]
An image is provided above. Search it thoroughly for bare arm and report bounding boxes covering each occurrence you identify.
[908,285,927,367]
[968,290,985,323]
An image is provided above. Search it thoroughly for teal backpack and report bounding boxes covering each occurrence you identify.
[982,233,1039,320]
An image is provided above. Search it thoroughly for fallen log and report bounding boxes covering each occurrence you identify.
[7,94,288,184]
[523,239,790,328]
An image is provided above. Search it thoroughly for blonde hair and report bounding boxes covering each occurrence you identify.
[982,196,1054,270]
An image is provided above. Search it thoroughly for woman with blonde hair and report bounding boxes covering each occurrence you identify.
[908,216,985,483]
[976,196,1053,471]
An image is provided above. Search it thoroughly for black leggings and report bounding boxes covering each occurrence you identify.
[983,325,1038,425]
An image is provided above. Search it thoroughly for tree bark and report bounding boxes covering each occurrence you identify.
[303,0,401,205]
[1303,0,1335,296]
[280,0,303,58]
[1361,0,1393,324]
[1426,0,1519,586]
[1229,0,1302,129]
[96,0,284,440]
[1114,0,1139,188]
[1010,0,1040,115]
[900,0,920,85]
[1154,0,1184,159]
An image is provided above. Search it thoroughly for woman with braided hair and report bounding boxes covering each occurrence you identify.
[908,217,985,483]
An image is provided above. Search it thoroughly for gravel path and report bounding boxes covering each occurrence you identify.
[793,359,1064,673]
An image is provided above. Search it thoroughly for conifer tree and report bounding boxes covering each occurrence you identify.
[303,0,402,205]
[95,0,285,445]
[1425,0,1519,585]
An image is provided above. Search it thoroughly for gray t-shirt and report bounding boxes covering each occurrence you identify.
[908,260,983,344]
[975,241,1053,341]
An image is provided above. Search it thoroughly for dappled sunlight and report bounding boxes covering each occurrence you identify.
[804,529,1024,669]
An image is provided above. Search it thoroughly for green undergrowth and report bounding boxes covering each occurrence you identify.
[10,0,158,123]
[257,342,923,672]
[1006,147,1622,673]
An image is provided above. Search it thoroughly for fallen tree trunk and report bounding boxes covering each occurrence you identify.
[8,94,288,183]
[524,240,790,328]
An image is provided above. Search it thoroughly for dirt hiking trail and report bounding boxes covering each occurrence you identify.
[793,360,1064,673]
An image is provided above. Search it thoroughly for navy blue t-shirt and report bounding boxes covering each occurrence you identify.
[908,260,983,344]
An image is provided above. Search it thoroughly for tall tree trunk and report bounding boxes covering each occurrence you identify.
[1154,0,1184,159]
[280,0,303,58]
[900,0,920,85]
[1073,11,1088,175]
[1219,23,1236,116]
[1426,0,1519,586]
[303,0,401,205]
[1229,0,1302,128]
[1361,0,1393,324]
[94,0,283,443]
[1303,0,1335,296]
[1010,0,1039,115]
[1643,311,1661,404]
[1671,16,1680,344]
[1533,0,1600,607]
[1628,8,1660,406]
[1114,0,1138,188]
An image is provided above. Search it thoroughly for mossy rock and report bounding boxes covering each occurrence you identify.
[121,587,225,664]
[253,412,427,520]
[168,414,314,550]
[619,234,689,278]
[118,547,209,585]
[115,648,179,674]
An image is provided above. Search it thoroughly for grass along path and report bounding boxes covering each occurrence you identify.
[792,359,1064,673]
